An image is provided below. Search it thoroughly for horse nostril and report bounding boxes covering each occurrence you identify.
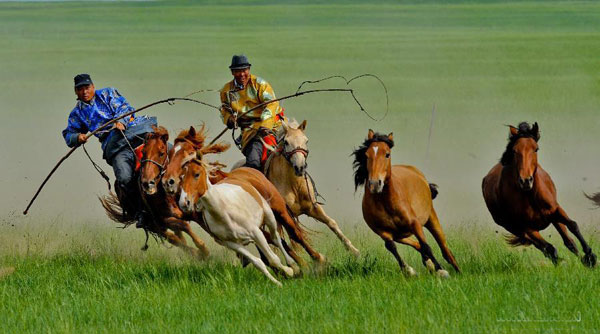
[148,180,155,186]
[168,178,175,186]
[142,181,149,189]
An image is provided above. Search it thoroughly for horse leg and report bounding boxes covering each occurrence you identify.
[307,203,360,257]
[252,227,294,278]
[160,229,202,258]
[174,230,187,245]
[551,222,579,256]
[412,222,448,278]
[425,210,460,272]
[554,207,596,267]
[381,233,416,277]
[222,240,282,286]
[263,210,298,274]
[525,230,559,264]
[275,210,325,264]
[262,229,307,270]
[164,217,210,258]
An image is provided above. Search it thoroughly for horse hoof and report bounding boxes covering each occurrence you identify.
[291,264,302,277]
[582,253,597,268]
[425,259,435,272]
[349,247,361,258]
[403,266,417,277]
[436,269,450,278]
[282,266,295,278]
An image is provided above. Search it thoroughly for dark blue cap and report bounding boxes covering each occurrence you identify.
[74,74,93,88]
[229,55,251,70]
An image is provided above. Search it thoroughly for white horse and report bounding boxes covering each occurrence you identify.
[178,158,296,286]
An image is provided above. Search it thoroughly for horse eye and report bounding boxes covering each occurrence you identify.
[159,152,165,157]
[385,153,390,158]
[535,148,539,152]
[194,173,200,179]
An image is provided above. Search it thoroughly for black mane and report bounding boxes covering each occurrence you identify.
[351,132,394,191]
[500,122,540,166]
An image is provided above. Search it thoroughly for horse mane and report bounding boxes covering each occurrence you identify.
[174,124,207,147]
[147,125,169,140]
[500,122,540,166]
[351,132,394,191]
[286,118,300,129]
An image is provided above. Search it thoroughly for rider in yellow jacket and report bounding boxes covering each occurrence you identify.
[220,54,284,169]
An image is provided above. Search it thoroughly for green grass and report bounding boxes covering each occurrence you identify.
[1,222,599,334]
[2,1,600,333]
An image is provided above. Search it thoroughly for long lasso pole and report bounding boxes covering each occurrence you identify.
[209,88,358,145]
[23,97,219,215]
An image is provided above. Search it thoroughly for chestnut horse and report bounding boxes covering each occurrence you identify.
[178,157,298,286]
[482,122,596,267]
[263,119,360,257]
[100,126,210,258]
[352,130,459,277]
[162,126,325,267]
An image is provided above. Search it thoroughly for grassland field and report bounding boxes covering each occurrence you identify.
[1,1,600,333]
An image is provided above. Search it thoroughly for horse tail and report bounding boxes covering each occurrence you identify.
[584,192,600,208]
[429,183,439,200]
[98,192,135,226]
[504,233,532,247]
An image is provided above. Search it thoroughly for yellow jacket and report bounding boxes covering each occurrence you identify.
[220,74,283,149]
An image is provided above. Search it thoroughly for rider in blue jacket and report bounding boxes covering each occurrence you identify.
[62,74,156,227]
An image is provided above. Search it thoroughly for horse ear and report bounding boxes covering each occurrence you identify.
[509,125,518,137]
[299,120,307,131]
[388,132,393,141]
[281,120,289,132]
[368,129,374,140]
[161,133,169,142]
[189,126,196,137]
[195,149,203,160]
[532,122,540,141]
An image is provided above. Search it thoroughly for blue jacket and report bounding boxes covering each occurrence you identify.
[62,87,157,163]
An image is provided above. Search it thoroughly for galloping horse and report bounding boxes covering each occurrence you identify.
[352,130,459,277]
[100,126,210,258]
[178,156,298,285]
[482,122,596,267]
[263,119,360,257]
[162,126,325,267]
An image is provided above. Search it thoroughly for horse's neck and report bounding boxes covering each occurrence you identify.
[199,176,227,213]
[269,153,300,183]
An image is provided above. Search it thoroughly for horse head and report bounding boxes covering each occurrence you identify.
[352,129,394,194]
[282,119,309,176]
[178,158,209,214]
[140,125,169,195]
[162,126,203,195]
[163,125,230,196]
[502,122,540,191]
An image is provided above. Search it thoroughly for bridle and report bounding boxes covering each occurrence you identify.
[283,146,309,162]
[140,141,170,183]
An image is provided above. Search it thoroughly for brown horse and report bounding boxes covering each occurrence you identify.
[352,130,459,277]
[162,126,325,267]
[482,122,596,267]
[101,126,210,258]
